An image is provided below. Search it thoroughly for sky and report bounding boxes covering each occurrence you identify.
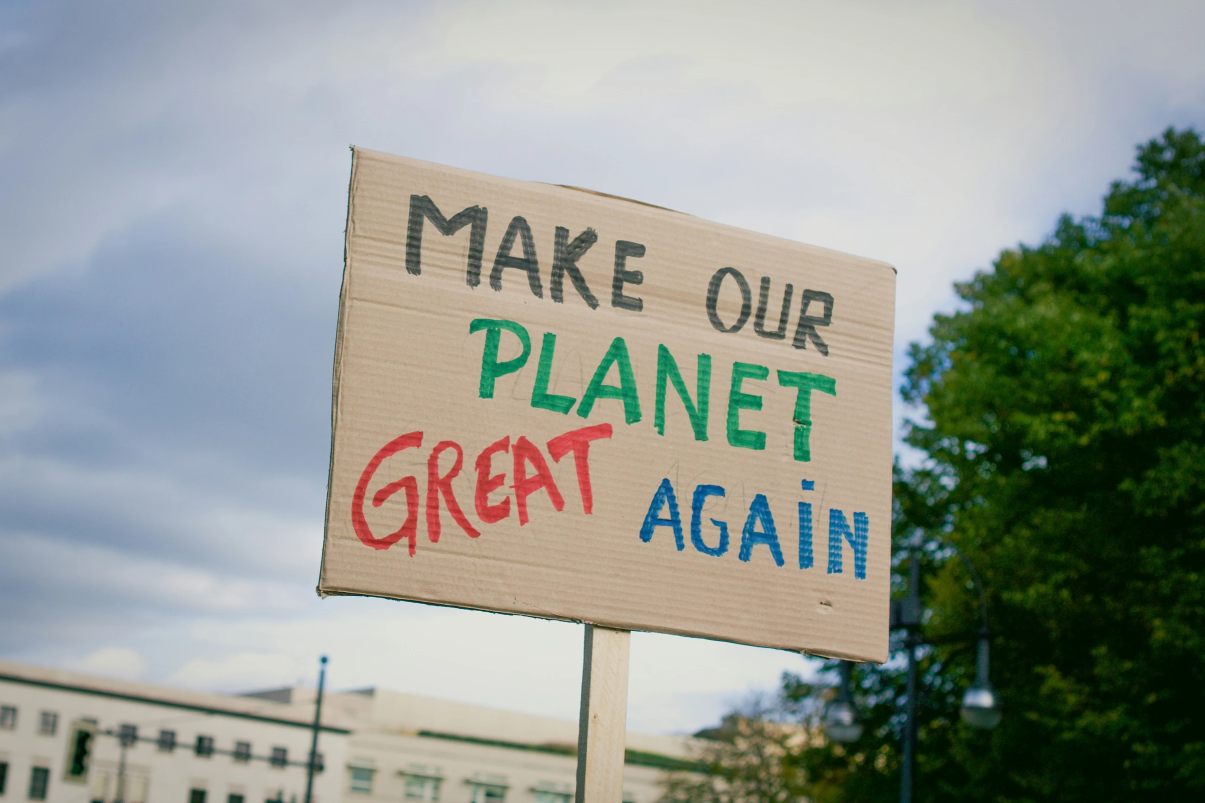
[1,0,1204,735]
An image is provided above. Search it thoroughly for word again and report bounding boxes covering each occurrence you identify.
[638,477,869,578]
[352,424,612,556]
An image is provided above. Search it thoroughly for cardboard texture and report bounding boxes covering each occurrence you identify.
[319,148,896,662]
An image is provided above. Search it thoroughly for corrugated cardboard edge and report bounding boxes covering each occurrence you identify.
[316,145,360,599]
[319,583,879,662]
[345,147,898,278]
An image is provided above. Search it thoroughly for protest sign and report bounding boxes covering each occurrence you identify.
[319,148,895,662]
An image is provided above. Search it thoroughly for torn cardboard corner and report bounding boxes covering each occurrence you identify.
[319,147,897,662]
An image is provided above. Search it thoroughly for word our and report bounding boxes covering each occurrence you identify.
[639,478,868,578]
[705,267,836,356]
[471,318,837,462]
[352,424,612,555]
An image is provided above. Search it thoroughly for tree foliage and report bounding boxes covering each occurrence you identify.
[664,128,1205,802]
[659,700,815,803]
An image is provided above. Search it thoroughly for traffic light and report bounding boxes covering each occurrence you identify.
[63,720,96,783]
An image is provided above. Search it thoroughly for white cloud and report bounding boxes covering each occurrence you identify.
[72,647,147,680]
[431,0,1029,108]
[168,651,302,692]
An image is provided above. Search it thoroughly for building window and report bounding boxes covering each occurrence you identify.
[348,768,373,794]
[531,784,571,803]
[269,747,288,769]
[467,779,506,803]
[189,790,207,803]
[0,706,16,730]
[118,724,138,747]
[158,730,176,752]
[90,771,110,803]
[469,787,504,803]
[228,795,245,803]
[233,742,251,763]
[1,761,8,795]
[195,735,215,758]
[28,768,49,801]
[126,776,148,803]
[533,793,570,803]
[403,776,440,802]
[37,711,58,736]
[309,752,325,773]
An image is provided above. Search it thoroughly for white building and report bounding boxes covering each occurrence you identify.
[0,661,348,803]
[1,663,698,803]
[269,686,695,803]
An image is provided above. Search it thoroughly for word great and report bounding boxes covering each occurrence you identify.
[640,478,869,578]
[471,318,837,462]
[352,424,612,555]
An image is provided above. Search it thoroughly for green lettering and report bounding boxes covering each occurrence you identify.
[654,345,710,441]
[577,337,642,424]
[776,370,836,461]
[727,362,768,451]
[469,318,531,399]
[531,332,576,414]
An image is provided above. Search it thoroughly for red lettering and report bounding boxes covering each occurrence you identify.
[351,431,424,554]
[474,436,511,524]
[512,436,564,525]
[427,440,482,541]
[547,423,612,514]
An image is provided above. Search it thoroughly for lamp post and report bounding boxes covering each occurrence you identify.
[821,661,863,744]
[304,656,327,803]
[821,543,1000,803]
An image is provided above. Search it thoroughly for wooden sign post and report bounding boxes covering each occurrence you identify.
[575,626,631,803]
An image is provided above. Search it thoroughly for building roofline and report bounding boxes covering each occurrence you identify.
[414,730,704,772]
[0,664,350,735]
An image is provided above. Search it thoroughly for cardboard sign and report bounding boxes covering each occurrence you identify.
[319,148,896,661]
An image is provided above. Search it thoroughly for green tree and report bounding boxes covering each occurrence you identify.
[669,128,1205,803]
[659,703,813,803]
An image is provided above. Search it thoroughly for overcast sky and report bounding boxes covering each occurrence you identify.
[2,0,1204,735]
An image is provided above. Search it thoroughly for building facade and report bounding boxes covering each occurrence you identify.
[289,686,694,803]
[0,662,349,803]
[1,663,696,803]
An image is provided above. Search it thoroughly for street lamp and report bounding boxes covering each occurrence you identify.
[822,661,863,743]
[948,547,1001,731]
[820,542,999,803]
[960,633,1002,730]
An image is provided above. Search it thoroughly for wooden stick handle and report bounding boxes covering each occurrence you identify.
[575,625,631,803]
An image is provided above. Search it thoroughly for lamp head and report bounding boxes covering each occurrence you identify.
[823,698,864,743]
[960,680,1002,729]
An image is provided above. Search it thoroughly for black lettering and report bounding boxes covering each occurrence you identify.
[611,240,646,312]
[490,216,543,298]
[753,277,793,340]
[406,195,488,284]
[792,290,834,355]
[551,227,599,308]
[706,267,752,333]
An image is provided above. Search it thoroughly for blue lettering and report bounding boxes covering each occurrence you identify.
[826,509,868,579]
[799,501,813,569]
[639,478,684,550]
[739,494,784,566]
[690,484,729,557]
